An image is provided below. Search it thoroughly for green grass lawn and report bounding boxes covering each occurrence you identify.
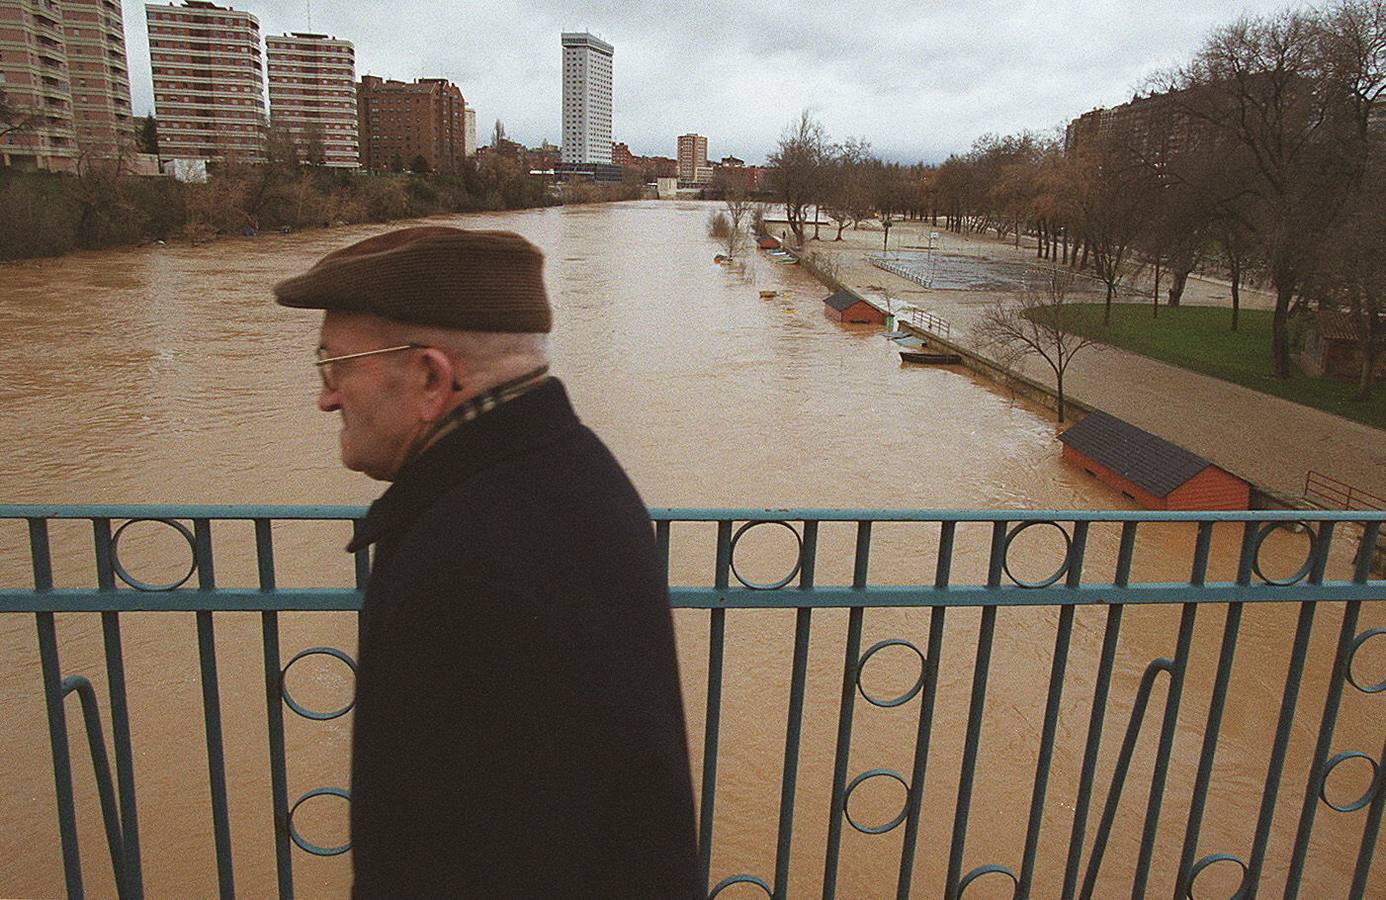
[1060,303,1386,431]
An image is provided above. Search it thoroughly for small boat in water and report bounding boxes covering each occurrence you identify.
[759,289,778,298]
[900,351,962,364]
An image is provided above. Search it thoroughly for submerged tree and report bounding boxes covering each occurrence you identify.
[974,267,1100,422]
[766,110,828,245]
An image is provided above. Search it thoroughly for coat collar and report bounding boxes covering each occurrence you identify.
[347,377,581,553]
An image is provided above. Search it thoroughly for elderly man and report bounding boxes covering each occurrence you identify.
[274,226,700,898]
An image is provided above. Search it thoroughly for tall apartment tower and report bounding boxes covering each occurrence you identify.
[463,103,476,157]
[145,0,265,162]
[560,32,611,165]
[356,75,465,173]
[676,133,706,183]
[0,0,135,171]
[266,32,357,167]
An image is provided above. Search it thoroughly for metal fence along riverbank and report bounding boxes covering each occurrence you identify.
[2,504,1384,899]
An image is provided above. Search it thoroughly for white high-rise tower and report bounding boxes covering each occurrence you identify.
[560,32,612,165]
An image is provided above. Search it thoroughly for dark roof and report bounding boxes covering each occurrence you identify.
[823,289,865,312]
[1058,411,1211,497]
[1315,309,1385,344]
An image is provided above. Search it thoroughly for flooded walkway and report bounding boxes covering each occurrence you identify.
[803,222,1386,499]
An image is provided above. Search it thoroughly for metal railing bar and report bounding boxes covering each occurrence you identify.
[61,675,129,899]
[895,604,946,900]
[1190,522,1214,587]
[1308,523,1334,585]
[1244,600,1318,898]
[37,607,86,899]
[1019,604,1076,898]
[1078,657,1173,900]
[700,520,733,893]
[935,521,956,589]
[1060,602,1124,900]
[772,606,811,900]
[1348,728,1386,899]
[1115,522,1137,588]
[986,521,1006,588]
[1353,523,1380,584]
[770,520,818,900]
[1131,603,1198,898]
[1065,522,1090,589]
[1236,522,1258,586]
[946,603,1000,900]
[5,579,1385,615]
[822,605,864,900]
[1173,601,1243,899]
[6,504,1386,525]
[655,520,671,573]
[192,520,235,900]
[93,518,144,898]
[255,519,294,900]
[1283,599,1362,900]
[30,517,86,898]
[825,527,870,900]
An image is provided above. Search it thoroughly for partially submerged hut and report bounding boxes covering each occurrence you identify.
[822,289,886,325]
[1058,411,1250,510]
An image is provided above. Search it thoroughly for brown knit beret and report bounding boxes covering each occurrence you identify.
[273,226,551,333]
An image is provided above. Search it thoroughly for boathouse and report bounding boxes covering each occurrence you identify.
[1058,411,1250,510]
[822,289,886,325]
[1298,309,1386,381]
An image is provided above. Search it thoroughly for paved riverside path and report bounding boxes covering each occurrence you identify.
[793,221,1386,500]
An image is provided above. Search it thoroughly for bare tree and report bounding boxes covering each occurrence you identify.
[0,87,42,143]
[974,267,1101,422]
[822,137,874,240]
[766,110,827,245]
[714,166,753,252]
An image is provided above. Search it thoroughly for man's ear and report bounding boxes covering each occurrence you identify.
[416,348,459,421]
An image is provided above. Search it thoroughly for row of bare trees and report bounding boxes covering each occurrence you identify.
[921,0,1386,398]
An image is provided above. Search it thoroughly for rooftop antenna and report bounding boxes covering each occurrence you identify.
[305,0,313,31]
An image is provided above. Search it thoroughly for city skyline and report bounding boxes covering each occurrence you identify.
[117,0,1313,165]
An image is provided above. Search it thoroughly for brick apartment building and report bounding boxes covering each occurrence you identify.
[676,132,706,182]
[356,74,465,173]
[1065,90,1202,162]
[266,31,357,167]
[146,0,265,162]
[0,0,136,171]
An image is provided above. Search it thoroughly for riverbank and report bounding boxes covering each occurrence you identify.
[775,219,1386,507]
[0,166,638,262]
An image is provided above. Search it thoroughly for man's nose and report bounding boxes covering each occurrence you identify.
[318,382,341,413]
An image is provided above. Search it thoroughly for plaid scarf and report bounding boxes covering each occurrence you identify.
[413,365,551,458]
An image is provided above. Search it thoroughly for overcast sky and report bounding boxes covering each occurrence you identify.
[122,0,1310,164]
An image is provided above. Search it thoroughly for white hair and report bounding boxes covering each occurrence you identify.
[374,317,550,393]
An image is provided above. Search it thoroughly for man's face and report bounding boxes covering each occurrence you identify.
[316,311,423,481]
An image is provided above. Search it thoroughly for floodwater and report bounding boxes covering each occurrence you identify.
[0,201,1381,898]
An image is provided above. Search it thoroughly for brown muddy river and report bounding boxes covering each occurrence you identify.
[1,201,1382,898]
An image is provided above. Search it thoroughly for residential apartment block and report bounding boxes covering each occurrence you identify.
[676,132,706,183]
[146,0,265,162]
[266,31,356,167]
[0,0,135,171]
[560,31,611,165]
[356,74,465,173]
[463,102,475,158]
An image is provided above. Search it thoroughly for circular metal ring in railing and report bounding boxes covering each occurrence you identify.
[111,518,197,592]
[1347,628,1386,694]
[843,768,910,835]
[729,520,803,591]
[707,873,772,898]
[1251,521,1317,587]
[1185,852,1248,900]
[957,863,1019,897]
[1002,521,1072,589]
[856,639,926,708]
[281,647,358,721]
[1319,751,1380,813]
[288,786,351,856]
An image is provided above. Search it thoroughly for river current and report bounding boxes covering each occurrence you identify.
[1,201,1380,897]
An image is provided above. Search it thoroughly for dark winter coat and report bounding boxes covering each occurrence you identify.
[347,378,701,898]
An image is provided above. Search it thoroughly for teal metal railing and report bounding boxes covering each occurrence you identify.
[1,505,1383,899]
